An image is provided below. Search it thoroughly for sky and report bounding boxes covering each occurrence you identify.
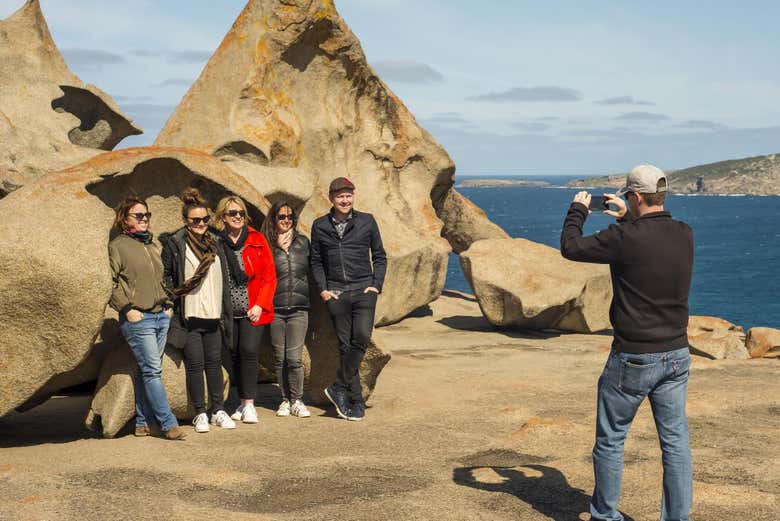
[2,0,780,177]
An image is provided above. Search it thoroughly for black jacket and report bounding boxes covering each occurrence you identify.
[272,233,311,311]
[560,203,693,354]
[310,209,387,293]
[160,227,233,350]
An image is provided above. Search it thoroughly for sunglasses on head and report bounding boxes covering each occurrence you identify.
[277,213,294,221]
[129,212,152,221]
[226,210,246,218]
[187,215,211,225]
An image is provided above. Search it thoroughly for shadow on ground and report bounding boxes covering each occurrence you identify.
[453,463,635,521]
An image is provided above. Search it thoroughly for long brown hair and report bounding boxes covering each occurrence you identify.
[113,196,148,229]
[261,201,297,246]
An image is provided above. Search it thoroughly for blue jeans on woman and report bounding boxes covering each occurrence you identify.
[591,347,692,521]
[119,311,178,432]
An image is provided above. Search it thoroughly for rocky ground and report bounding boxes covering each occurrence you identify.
[1,292,777,521]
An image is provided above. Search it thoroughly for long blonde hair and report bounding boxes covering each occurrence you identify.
[213,195,251,232]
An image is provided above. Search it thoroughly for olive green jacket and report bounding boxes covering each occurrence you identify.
[108,234,171,314]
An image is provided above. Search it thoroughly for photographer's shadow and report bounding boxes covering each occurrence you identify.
[452,464,635,521]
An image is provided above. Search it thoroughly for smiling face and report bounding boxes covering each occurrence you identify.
[329,189,354,218]
[124,203,150,232]
[275,205,295,234]
[223,201,246,233]
[185,206,210,236]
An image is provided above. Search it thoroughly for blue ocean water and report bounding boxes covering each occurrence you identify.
[445,176,780,330]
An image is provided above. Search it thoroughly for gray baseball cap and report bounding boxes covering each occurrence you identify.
[616,164,668,196]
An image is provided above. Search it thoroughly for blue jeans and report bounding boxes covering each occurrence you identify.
[591,347,692,521]
[119,311,178,432]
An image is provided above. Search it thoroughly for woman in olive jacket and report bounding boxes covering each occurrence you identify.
[108,196,185,440]
[261,201,311,418]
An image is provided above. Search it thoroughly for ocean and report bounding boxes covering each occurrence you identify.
[444,176,780,331]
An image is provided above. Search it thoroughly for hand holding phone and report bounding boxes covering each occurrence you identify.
[588,195,609,211]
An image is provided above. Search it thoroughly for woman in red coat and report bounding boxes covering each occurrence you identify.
[214,196,276,424]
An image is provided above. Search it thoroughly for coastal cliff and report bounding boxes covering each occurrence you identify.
[568,152,780,195]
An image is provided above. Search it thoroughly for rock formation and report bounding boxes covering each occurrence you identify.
[432,189,510,254]
[745,327,780,358]
[0,1,141,197]
[687,316,749,360]
[153,0,498,326]
[459,238,612,332]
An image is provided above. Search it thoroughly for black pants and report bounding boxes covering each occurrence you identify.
[326,289,377,403]
[183,318,224,415]
[229,317,264,400]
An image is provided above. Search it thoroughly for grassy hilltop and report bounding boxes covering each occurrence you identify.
[568,152,780,195]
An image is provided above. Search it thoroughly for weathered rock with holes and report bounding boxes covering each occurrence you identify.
[687,316,749,360]
[154,0,455,326]
[460,238,612,332]
[432,188,510,254]
[745,327,780,359]
[0,1,141,196]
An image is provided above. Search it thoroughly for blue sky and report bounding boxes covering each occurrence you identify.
[3,0,780,176]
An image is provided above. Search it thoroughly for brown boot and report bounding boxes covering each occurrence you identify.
[134,425,151,437]
[162,425,187,440]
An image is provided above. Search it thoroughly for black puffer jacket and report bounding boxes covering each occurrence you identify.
[310,209,387,293]
[272,233,311,311]
[160,227,233,350]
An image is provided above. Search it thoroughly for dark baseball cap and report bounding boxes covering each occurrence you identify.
[329,177,355,193]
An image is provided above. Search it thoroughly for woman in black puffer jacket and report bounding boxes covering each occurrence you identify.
[261,201,311,418]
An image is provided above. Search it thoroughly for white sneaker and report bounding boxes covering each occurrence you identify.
[290,400,311,418]
[210,410,236,429]
[276,399,291,417]
[230,404,244,421]
[193,412,210,433]
[241,404,258,424]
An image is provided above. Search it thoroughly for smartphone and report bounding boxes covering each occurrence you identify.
[588,195,609,211]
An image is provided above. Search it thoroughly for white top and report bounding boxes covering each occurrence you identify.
[183,243,223,320]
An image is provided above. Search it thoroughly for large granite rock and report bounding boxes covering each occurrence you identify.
[687,316,749,360]
[154,0,454,326]
[0,147,272,419]
[745,327,780,359]
[432,188,509,253]
[460,238,611,332]
[0,1,141,196]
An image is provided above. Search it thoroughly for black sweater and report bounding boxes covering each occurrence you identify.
[560,203,693,354]
[310,209,387,293]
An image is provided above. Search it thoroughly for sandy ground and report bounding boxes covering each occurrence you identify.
[1,292,777,521]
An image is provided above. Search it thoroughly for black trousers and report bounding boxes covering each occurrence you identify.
[183,318,224,415]
[229,317,264,400]
[326,289,377,403]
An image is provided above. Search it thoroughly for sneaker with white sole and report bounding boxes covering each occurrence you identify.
[241,404,258,423]
[193,412,210,433]
[230,404,244,421]
[210,410,236,429]
[276,399,291,417]
[290,400,311,418]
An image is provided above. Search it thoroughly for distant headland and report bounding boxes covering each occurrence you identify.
[457,179,551,188]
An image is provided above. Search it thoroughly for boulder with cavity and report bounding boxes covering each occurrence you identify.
[745,327,780,359]
[460,238,612,332]
[687,316,749,360]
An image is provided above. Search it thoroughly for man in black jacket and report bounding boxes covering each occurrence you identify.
[310,177,387,421]
[561,165,694,521]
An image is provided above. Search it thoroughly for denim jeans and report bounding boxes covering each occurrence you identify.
[228,318,264,401]
[591,347,692,521]
[326,289,377,404]
[270,310,308,402]
[119,311,178,432]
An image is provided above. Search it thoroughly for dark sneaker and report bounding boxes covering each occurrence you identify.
[324,385,349,419]
[347,401,365,422]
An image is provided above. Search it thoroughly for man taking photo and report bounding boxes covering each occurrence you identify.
[561,164,694,521]
[310,177,386,422]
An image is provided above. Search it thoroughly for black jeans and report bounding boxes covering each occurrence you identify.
[326,289,377,403]
[229,317,264,400]
[270,310,308,402]
[183,318,224,415]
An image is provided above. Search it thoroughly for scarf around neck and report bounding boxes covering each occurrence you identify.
[166,228,217,297]
[221,226,249,285]
[123,228,152,245]
[277,229,293,252]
